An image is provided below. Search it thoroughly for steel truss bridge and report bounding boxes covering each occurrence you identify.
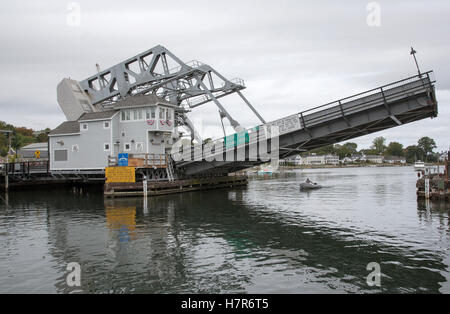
[72,45,438,177]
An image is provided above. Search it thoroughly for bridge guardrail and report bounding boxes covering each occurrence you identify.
[299,71,435,128]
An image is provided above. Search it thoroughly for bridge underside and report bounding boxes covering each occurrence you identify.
[177,74,437,176]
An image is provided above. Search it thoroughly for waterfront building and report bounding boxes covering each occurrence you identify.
[280,155,303,165]
[17,142,48,159]
[305,154,339,165]
[305,154,325,165]
[49,82,178,171]
[324,154,339,165]
[383,156,406,164]
[361,155,383,164]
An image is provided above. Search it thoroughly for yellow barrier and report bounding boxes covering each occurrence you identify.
[105,166,136,183]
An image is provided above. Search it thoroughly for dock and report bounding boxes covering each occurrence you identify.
[1,159,248,197]
[416,153,449,201]
[104,175,248,198]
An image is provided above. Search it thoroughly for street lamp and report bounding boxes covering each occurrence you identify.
[410,47,421,77]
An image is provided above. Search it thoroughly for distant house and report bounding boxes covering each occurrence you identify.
[18,142,49,159]
[383,156,406,164]
[362,155,383,164]
[305,154,338,165]
[341,156,352,164]
[324,154,339,165]
[439,152,448,162]
[305,154,325,165]
[280,155,303,166]
[341,155,362,164]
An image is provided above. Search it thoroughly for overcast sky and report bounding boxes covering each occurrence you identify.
[0,0,449,151]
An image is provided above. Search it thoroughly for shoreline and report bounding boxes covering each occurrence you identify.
[277,163,444,170]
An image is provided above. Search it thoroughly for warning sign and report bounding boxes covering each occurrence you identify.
[35,150,41,158]
[105,167,136,183]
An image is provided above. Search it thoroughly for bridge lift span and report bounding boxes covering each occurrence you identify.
[178,71,437,176]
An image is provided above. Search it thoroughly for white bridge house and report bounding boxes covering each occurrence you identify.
[49,87,177,171]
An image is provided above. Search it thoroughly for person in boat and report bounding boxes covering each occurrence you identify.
[306,178,312,184]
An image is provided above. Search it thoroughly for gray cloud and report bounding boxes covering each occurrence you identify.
[0,0,448,150]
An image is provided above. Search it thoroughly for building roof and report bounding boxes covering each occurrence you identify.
[49,121,80,136]
[78,110,118,121]
[20,142,48,150]
[113,94,175,109]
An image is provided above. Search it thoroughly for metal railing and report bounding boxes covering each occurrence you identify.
[168,60,204,74]
[1,160,49,175]
[298,71,435,129]
[108,154,167,168]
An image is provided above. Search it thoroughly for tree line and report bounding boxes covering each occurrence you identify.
[0,121,50,157]
[304,136,441,163]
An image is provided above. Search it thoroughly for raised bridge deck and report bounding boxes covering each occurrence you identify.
[176,71,437,175]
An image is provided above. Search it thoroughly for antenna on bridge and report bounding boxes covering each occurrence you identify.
[410,47,421,77]
[95,63,101,73]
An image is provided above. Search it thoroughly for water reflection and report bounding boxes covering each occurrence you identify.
[0,167,449,293]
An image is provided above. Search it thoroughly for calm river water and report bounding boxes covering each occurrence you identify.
[0,166,449,293]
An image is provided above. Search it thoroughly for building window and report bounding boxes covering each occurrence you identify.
[120,109,131,121]
[104,121,110,129]
[136,142,143,151]
[138,109,143,120]
[54,150,68,162]
[104,143,110,151]
[146,108,156,119]
[124,143,131,151]
[72,145,79,152]
[121,131,126,137]
[159,107,164,119]
[82,123,88,131]
[166,108,171,120]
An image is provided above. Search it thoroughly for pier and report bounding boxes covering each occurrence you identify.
[104,175,248,198]
[416,153,450,201]
[0,159,247,197]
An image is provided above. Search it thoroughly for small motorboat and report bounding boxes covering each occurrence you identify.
[414,161,425,171]
[300,182,322,190]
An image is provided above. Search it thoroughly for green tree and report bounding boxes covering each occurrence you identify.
[360,148,377,155]
[343,142,358,152]
[371,136,386,155]
[308,145,335,156]
[417,136,437,161]
[334,142,358,159]
[404,145,424,163]
[384,142,404,157]
[1,121,51,157]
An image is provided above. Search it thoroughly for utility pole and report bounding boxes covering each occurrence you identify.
[1,130,13,192]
